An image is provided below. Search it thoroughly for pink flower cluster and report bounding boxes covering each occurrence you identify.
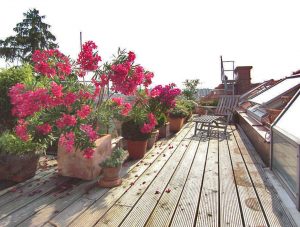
[80,124,98,142]
[111,97,132,116]
[110,52,153,95]
[36,123,52,135]
[140,113,157,134]
[9,83,50,118]
[56,114,77,128]
[150,84,181,109]
[16,120,29,141]
[59,132,75,153]
[32,49,71,79]
[77,41,101,71]
[76,105,91,119]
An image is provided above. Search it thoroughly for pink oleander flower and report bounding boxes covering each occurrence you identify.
[36,123,52,135]
[140,113,157,134]
[59,132,75,153]
[112,97,123,106]
[64,92,77,106]
[15,120,29,141]
[121,103,132,116]
[77,41,101,71]
[128,51,136,62]
[32,49,71,78]
[51,82,63,98]
[76,105,91,119]
[83,147,95,159]
[80,124,98,142]
[56,114,77,128]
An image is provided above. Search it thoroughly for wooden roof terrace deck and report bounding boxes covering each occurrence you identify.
[0,122,296,226]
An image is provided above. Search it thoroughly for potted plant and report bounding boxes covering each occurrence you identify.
[177,99,198,122]
[0,132,45,182]
[98,148,128,188]
[8,42,155,180]
[121,92,157,159]
[148,84,181,139]
[168,103,189,132]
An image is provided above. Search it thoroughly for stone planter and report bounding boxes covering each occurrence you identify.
[147,130,159,150]
[126,140,148,160]
[57,134,112,180]
[158,122,170,139]
[168,117,185,133]
[98,166,122,188]
[0,153,39,182]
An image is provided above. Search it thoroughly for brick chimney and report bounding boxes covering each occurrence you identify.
[234,66,252,95]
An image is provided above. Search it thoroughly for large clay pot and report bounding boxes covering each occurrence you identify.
[98,166,122,188]
[158,122,170,139]
[57,134,112,180]
[147,130,159,150]
[0,153,39,182]
[168,117,184,133]
[126,140,148,160]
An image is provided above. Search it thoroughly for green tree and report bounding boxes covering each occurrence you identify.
[0,8,58,63]
[182,79,200,101]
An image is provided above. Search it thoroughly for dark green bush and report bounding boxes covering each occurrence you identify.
[0,65,34,131]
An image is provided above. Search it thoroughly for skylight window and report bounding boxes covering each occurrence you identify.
[250,77,300,105]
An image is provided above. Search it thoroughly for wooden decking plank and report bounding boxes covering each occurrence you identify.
[0,178,83,227]
[50,124,193,227]
[144,134,200,226]
[119,128,195,227]
[0,168,56,205]
[232,125,297,227]
[227,128,268,227]
[19,154,146,227]
[0,174,70,220]
[195,132,218,227]
[94,134,194,227]
[219,134,244,226]
[16,181,95,227]
[170,136,209,227]
[231,125,265,167]
[0,167,55,197]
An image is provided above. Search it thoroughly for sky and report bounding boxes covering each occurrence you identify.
[0,0,300,89]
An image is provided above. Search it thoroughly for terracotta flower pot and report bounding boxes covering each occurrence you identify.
[158,122,170,138]
[57,134,112,180]
[98,166,122,188]
[0,153,39,182]
[168,117,184,133]
[126,140,148,160]
[147,130,159,150]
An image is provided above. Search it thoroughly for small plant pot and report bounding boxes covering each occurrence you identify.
[158,122,170,139]
[126,140,148,160]
[0,153,39,182]
[147,130,159,150]
[98,166,122,188]
[168,117,184,133]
